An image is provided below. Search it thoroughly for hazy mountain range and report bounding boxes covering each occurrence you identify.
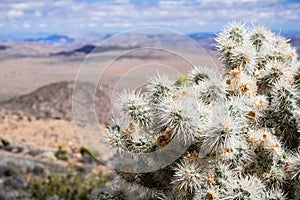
[0,31,298,51]
[24,34,75,45]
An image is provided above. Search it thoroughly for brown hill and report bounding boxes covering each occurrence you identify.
[0,81,112,123]
[0,42,63,59]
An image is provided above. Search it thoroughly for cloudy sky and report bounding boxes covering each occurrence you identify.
[1,0,300,37]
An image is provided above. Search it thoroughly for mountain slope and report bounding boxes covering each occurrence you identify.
[0,81,112,123]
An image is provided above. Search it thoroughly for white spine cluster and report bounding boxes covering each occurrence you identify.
[103,22,300,200]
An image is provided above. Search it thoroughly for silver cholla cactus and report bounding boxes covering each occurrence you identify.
[103,22,300,200]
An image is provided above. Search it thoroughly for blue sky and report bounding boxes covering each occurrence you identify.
[1,0,300,37]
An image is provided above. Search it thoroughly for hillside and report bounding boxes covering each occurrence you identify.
[0,81,112,123]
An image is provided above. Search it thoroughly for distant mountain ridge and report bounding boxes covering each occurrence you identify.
[188,32,216,39]
[0,45,9,50]
[54,44,140,56]
[0,32,299,56]
[25,34,75,45]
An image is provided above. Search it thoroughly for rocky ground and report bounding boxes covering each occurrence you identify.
[0,81,113,200]
[0,115,111,199]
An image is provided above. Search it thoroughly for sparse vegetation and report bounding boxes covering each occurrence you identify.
[80,146,101,160]
[28,169,108,200]
[55,145,69,161]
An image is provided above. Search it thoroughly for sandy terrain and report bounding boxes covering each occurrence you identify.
[0,45,220,101]
[0,114,81,151]
[0,113,109,173]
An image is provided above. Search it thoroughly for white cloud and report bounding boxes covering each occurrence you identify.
[158,0,187,6]
[114,0,131,3]
[35,10,42,17]
[12,3,29,10]
[3,1,45,19]
[196,0,280,4]
[39,23,46,28]
[71,3,85,11]
[197,21,205,26]
[52,0,75,7]
[88,22,96,27]
[103,22,131,27]
[258,11,275,19]
[92,11,107,17]
[7,9,23,17]
[0,0,299,33]
[23,22,31,28]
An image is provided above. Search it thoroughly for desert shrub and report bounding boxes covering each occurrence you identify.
[28,170,108,200]
[104,22,300,199]
[80,146,101,160]
[55,145,69,161]
[174,74,189,87]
